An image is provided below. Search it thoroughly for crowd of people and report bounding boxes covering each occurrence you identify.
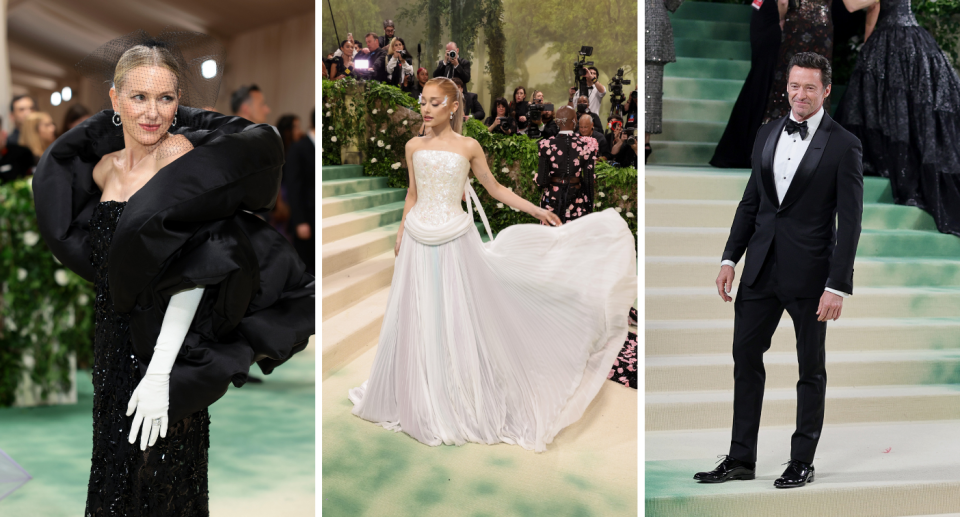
[323,19,641,169]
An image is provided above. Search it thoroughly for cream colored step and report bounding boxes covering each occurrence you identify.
[321,222,400,278]
[322,251,395,320]
[645,287,960,320]
[645,384,960,431]
[646,420,960,517]
[322,201,405,244]
[321,188,406,219]
[646,350,960,392]
[321,287,390,378]
[645,318,960,355]
[647,227,729,256]
[321,176,389,198]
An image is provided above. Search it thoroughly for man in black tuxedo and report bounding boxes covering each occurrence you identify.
[452,78,484,121]
[694,52,863,489]
[284,109,316,274]
[360,32,389,82]
[432,41,471,86]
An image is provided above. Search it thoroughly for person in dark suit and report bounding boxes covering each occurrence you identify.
[378,19,396,49]
[577,114,608,159]
[7,95,36,148]
[695,52,863,489]
[432,41,471,86]
[284,109,316,274]
[0,116,35,183]
[452,78,484,122]
[360,32,389,82]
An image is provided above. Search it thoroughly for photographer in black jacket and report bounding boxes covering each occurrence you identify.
[453,78,485,122]
[433,41,471,86]
[485,97,518,135]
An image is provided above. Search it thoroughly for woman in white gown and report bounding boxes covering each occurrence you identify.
[348,77,637,452]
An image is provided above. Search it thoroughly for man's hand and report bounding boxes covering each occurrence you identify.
[817,291,843,321]
[451,57,460,67]
[716,265,735,302]
[296,223,311,240]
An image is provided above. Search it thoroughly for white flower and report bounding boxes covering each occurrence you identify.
[387,109,394,114]
[17,268,26,281]
[391,162,401,169]
[386,145,391,150]
[329,126,333,130]
[54,269,69,286]
[371,137,376,142]
[78,294,89,306]
[596,202,602,207]
[403,120,408,126]
[512,207,519,212]
[626,212,635,218]
[372,109,378,114]
[506,187,513,191]
[6,319,15,332]
[381,129,386,133]
[377,140,384,147]
[615,207,623,213]
[371,158,378,163]
[331,136,338,142]
[326,111,331,117]
[599,192,605,198]
[22,231,39,246]
[501,167,509,173]
[325,103,331,108]
[621,195,629,201]
[496,203,504,208]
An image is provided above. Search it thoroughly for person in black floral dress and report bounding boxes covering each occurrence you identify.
[764,0,833,122]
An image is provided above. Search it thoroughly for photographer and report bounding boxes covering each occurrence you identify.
[358,32,388,82]
[385,37,416,94]
[378,20,397,49]
[605,115,639,168]
[574,96,602,137]
[453,78,485,121]
[485,97,518,135]
[509,86,530,133]
[569,66,606,115]
[433,41,472,85]
[578,114,609,158]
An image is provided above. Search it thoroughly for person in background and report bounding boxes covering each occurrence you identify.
[646,0,684,162]
[62,104,91,134]
[577,113,608,159]
[569,66,606,116]
[386,37,416,94]
[541,108,559,139]
[274,114,305,240]
[7,95,36,148]
[485,97,517,135]
[0,114,35,183]
[231,84,271,124]
[509,86,529,133]
[452,77,484,122]
[284,109,315,274]
[432,41,471,86]
[359,32,389,82]
[575,95,603,137]
[378,20,397,49]
[606,114,639,168]
[414,67,430,97]
[19,111,56,165]
[330,39,356,80]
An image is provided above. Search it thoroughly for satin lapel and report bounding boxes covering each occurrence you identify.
[761,117,786,208]
[779,113,833,212]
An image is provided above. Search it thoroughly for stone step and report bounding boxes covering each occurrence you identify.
[654,119,728,143]
[646,421,960,516]
[665,57,751,81]
[322,250,395,321]
[664,97,736,123]
[663,76,745,103]
[645,199,939,232]
[645,384,960,431]
[645,166,894,203]
[646,256,960,288]
[321,222,400,278]
[645,317,960,355]
[669,1,752,23]
[321,188,407,219]
[645,286,960,321]
[646,350,960,392]
[646,227,960,259]
[321,164,364,181]
[671,19,751,43]
[674,37,751,61]
[321,288,390,378]
[647,141,718,166]
[321,201,405,244]
[321,176,390,198]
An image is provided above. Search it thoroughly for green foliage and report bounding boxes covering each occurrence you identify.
[321,0,383,58]
[914,0,960,70]
[0,178,94,406]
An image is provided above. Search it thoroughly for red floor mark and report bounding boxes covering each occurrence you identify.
[883,448,892,453]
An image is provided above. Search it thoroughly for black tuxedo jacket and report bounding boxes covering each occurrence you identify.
[283,135,315,232]
[722,112,863,298]
[433,58,471,85]
[463,92,485,121]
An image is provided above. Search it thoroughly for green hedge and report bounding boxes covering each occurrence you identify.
[321,78,638,238]
[0,178,94,407]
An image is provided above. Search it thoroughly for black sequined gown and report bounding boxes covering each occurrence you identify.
[85,201,210,517]
[835,0,960,236]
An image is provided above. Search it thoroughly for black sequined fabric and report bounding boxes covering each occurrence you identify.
[835,0,960,237]
[764,0,833,122]
[85,201,210,517]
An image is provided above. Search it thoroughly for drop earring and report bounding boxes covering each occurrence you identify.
[172,113,178,127]
[112,112,122,126]
[450,113,453,120]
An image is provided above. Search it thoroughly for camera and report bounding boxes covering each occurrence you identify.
[526,103,554,139]
[448,50,458,59]
[573,46,594,99]
[624,126,637,146]
[608,67,632,118]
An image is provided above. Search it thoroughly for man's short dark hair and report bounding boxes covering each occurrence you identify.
[366,32,379,40]
[10,94,35,112]
[788,52,832,87]
[230,84,261,114]
[452,77,464,91]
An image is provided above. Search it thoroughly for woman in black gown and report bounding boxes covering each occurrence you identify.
[709,0,782,168]
[835,0,960,236]
[33,30,314,516]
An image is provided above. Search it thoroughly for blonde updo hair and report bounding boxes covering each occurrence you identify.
[422,77,464,134]
[113,44,182,95]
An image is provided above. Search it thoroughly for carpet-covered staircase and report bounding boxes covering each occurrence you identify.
[645,166,960,516]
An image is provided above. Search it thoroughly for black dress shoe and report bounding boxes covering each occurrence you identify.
[644,144,652,163]
[774,460,815,488]
[693,455,756,483]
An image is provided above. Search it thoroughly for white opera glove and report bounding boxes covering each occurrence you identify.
[126,285,205,451]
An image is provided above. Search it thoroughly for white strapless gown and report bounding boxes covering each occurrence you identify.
[348,149,637,452]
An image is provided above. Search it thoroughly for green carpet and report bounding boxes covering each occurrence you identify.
[0,343,316,516]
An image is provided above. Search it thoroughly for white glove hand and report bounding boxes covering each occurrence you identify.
[126,285,205,450]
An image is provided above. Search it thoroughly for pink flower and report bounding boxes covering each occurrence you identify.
[607,370,614,379]
[576,198,583,203]
[546,149,551,155]
[553,186,559,192]
[550,156,555,162]
[557,150,563,156]
[552,163,558,168]
[575,171,580,176]
[573,159,580,166]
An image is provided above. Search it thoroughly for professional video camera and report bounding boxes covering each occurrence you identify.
[608,67,632,118]
[573,46,594,99]
[526,102,554,140]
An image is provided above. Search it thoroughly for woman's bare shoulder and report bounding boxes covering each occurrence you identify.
[92,150,120,188]
[156,134,194,163]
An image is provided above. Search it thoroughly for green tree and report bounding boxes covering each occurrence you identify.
[321,0,384,55]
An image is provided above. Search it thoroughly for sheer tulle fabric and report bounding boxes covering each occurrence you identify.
[348,150,636,452]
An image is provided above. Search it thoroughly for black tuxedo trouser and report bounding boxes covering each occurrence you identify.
[729,249,827,465]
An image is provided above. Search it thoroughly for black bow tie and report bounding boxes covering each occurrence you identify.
[785,119,808,139]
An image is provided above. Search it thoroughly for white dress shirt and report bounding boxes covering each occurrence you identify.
[558,130,574,135]
[721,106,849,298]
[572,86,606,116]
[386,56,414,84]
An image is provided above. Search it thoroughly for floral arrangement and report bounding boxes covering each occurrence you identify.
[0,177,94,407]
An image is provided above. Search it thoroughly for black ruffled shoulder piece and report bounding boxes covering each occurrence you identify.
[33,107,315,423]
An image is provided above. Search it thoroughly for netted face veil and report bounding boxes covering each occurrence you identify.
[76,29,226,156]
